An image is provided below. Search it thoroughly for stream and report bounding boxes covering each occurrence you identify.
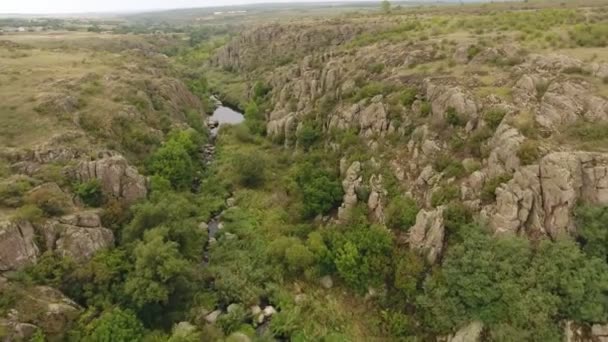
[202,97,244,260]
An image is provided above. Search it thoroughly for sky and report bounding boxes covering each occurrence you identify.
[0,0,383,14]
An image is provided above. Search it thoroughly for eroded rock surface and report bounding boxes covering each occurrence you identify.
[0,221,39,271]
[408,207,445,264]
[72,154,147,203]
[491,152,608,238]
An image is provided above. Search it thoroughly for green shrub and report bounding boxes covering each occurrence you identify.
[569,23,608,47]
[575,205,608,259]
[147,130,200,189]
[217,304,248,334]
[25,185,72,216]
[75,179,103,207]
[567,121,608,141]
[328,224,393,291]
[517,140,541,165]
[87,308,145,342]
[399,87,417,107]
[443,203,473,238]
[467,45,481,60]
[253,81,271,100]
[12,204,44,223]
[481,173,512,204]
[293,161,343,219]
[446,107,465,127]
[420,101,432,117]
[434,155,465,178]
[484,108,507,130]
[431,185,460,207]
[0,177,34,207]
[368,63,385,74]
[296,123,322,151]
[234,152,266,188]
[386,196,419,231]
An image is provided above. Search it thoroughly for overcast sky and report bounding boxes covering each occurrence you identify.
[0,0,385,14]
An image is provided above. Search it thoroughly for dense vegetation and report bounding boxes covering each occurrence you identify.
[2,0,608,341]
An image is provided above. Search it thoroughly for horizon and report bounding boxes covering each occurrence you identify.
[0,0,392,15]
[0,0,498,15]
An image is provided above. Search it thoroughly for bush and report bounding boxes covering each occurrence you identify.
[368,63,385,74]
[446,107,465,127]
[434,155,465,178]
[328,224,393,291]
[481,173,512,204]
[575,205,608,259]
[25,184,72,216]
[517,140,541,165]
[296,123,322,151]
[75,179,103,207]
[217,304,248,335]
[430,185,460,207]
[386,196,419,231]
[12,204,44,223]
[420,101,432,117]
[0,177,35,207]
[399,87,417,107]
[87,308,145,342]
[293,161,343,219]
[147,130,200,189]
[484,108,507,130]
[234,152,265,188]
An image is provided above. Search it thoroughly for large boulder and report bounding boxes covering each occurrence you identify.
[0,221,39,272]
[72,154,147,204]
[408,207,445,264]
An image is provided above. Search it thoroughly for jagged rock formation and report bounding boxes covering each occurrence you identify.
[51,212,114,261]
[408,207,445,264]
[1,212,114,271]
[0,221,39,271]
[337,160,362,221]
[72,154,148,204]
[491,152,608,238]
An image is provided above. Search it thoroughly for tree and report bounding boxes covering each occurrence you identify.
[124,228,192,308]
[87,308,145,342]
[385,196,419,231]
[147,139,194,190]
[293,161,343,219]
[381,0,391,14]
[147,130,201,190]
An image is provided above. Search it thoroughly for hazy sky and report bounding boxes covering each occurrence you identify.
[0,0,380,14]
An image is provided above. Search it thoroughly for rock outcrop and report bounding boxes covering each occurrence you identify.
[337,161,362,221]
[424,80,478,124]
[0,221,39,271]
[447,321,483,342]
[0,285,82,340]
[491,152,608,238]
[44,212,114,262]
[408,207,445,264]
[72,154,147,204]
